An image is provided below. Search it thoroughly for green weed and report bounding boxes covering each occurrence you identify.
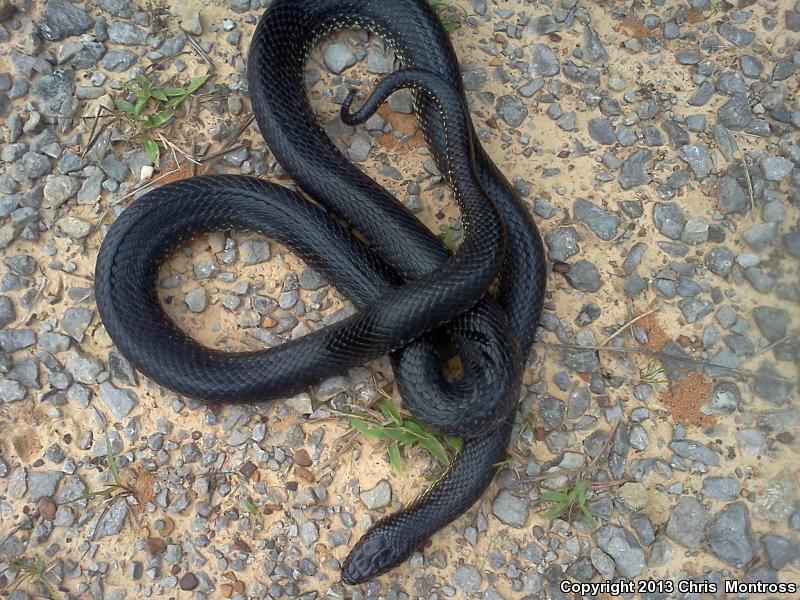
[338,395,461,472]
[429,0,466,33]
[3,556,59,599]
[540,477,593,524]
[638,359,668,387]
[114,73,208,164]
[61,437,138,541]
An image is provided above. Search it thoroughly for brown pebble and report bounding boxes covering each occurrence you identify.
[293,449,312,467]
[145,537,165,555]
[158,516,175,536]
[221,583,233,598]
[239,461,258,480]
[286,481,298,491]
[38,497,56,521]
[179,573,198,591]
[232,580,245,593]
[223,571,237,581]
[295,466,314,482]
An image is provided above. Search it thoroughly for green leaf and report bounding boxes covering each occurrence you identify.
[115,99,136,115]
[444,436,462,450]
[443,20,460,33]
[350,418,390,441]
[388,443,402,472]
[442,226,455,251]
[149,109,174,127]
[106,436,122,487]
[143,138,160,164]
[185,74,208,94]
[402,420,428,437]
[162,87,190,97]
[150,88,169,102]
[133,96,148,118]
[541,491,569,502]
[418,434,449,465]
[378,398,402,425]
[380,428,416,445]
[544,504,567,519]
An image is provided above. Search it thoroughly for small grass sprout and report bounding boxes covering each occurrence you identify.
[540,477,593,524]
[114,73,208,164]
[429,0,467,33]
[339,395,461,472]
[638,359,668,387]
[4,555,59,599]
[62,436,138,541]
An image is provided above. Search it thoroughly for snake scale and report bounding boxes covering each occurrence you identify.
[94,0,546,584]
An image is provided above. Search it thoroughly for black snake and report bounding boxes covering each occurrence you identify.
[94,0,546,585]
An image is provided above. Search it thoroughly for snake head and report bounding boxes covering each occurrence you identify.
[340,528,406,585]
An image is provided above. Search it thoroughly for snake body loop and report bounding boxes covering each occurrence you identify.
[95,0,546,585]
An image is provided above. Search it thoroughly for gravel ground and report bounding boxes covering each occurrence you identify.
[1,0,799,598]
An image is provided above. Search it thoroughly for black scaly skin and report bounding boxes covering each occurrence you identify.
[94,0,547,586]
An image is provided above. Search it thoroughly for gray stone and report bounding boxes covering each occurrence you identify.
[619,149,652,189]
[702,476,740,501]
[718,96,753,130]
[565,260,602,292]
[530,44,559,77]
[678,298,713,324]
[31,68,75,119]
[39,0,93,41]
[108,22,148,45]
[666,497,709,549]
[653,202,686,240]
[185,288,208,313]
[669,439,720,465]
[58,216,92,239]
[0,329,36,352]
[678,144,710,179]
[240,240,270,266]
[323,43,356,74]
[0,296,15,328]
[706,246,734,277]
[772,59,797,81]
[100,381,138,419]
[587,117,615,145]
[299,521,318,546]
[573,199,620,240]
[43,175,80,208]
[453,564,482,593]
[717,175,749,214]
[65,350,103,384]
[752,306,788,342]
[94,500,128,539]
[716,71,749,96]
[753,471,795,522]
[689,81,714,106]
[681,217,709,244]
[544,227,579,262]
[0,379,25,402]
[299,268,326,290]
[740,55,763,78]
[761,156,793,181]
[360,479,391,509]
[706,502,756,567]
[62,307,92,342]
[492,490,528,528]
[28,470,63,501]
[496,95,528,128]
[593,526,645,578]
[101,50,138,71]
[718,23,755,47]
[761,534,797,570]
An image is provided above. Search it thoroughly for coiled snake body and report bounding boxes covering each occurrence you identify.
[95,0,546,585]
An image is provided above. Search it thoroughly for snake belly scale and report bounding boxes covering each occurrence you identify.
[94,0,546,585]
